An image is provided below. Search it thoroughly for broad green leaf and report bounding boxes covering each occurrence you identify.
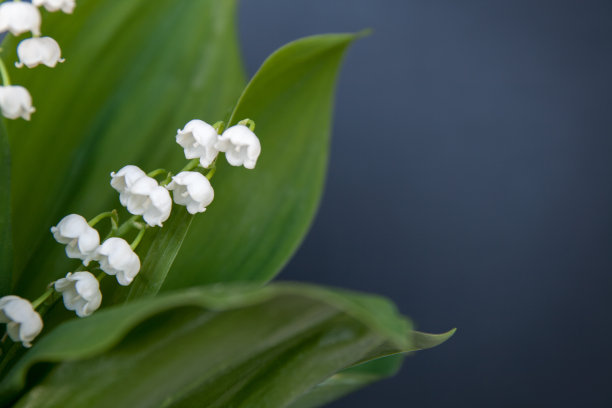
[0,283,453,406]
[164,33,361,292]
[5,0,246,298]
[0,121,10,295]
[289,330,457,408]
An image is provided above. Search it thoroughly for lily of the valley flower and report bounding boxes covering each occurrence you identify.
[125,176,172,227]
[16,37,65,69]
[110,165,147,207]
[51,214,100,265]
[54,272,102,317]
[0,1,41,36]
[176,119,219,168]
[0,86,35,120]
[167,171,214,214]
[215,124,261,169]
[94,238,140,286]
[33,0,76,14]
[0,296,43,348]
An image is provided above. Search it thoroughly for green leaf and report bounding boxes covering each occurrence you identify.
[288,330,457,408]
[164,33,361,292]
[5,0,246,297]
[0,283,453,407]
[0,121,11,295]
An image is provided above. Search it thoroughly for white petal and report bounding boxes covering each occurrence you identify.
[16,37,64,69]
[216,125,261,169]
[0,2,41,36]
[0,86,35,121]
[33,0,75,14]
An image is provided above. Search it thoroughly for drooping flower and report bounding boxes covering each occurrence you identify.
[0,296,43,348]
[124,176,172,227]
[167,171,214,214]
[176,119,219,168]
[16,37,65,69]
[54,272,102,317]
[215,124,261,169]
[0,1,41,36]
[32,0,76,14]
[94,238,140,286]
[0,86,35,120]
[51,214,100,265]
[110,165,147,207]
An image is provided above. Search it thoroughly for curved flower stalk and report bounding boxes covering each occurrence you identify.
[0,117,260,350]
[0,0,75,121]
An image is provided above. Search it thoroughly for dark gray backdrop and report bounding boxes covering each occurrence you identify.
[239,1,612,407]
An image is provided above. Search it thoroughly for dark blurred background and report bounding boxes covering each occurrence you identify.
[239,1,612,407]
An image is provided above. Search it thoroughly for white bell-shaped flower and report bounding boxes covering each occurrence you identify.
[50,214,100,265]
[167,171,214,214]
[176,119,220,168]
[33,0,75,14]
[125,176,172,227]
[54,272,102,317]
[0,1,41,36]
[110,165,147,207]
[215,125,261,169]
[0,86,35,121]
[16,37,65,69]
[0,296,43,348]
[94,238,140,286]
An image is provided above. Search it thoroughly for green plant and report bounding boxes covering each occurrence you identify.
[0,0,454,406]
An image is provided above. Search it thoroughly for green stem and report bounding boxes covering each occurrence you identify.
[31,287,55,309]
[206,166,217,180]
[0,58,11,86]
[147,168,169,179]
[88,211,115,227]
[238,118,256,131]
[130,225,147,250]
[213,121,226,134]
[116,215,140,236]
[179,158,200,173]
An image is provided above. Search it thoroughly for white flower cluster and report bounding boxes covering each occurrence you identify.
[0,0,74,121]
[0,117,260,348]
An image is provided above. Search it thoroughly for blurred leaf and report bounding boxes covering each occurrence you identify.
[4,0,246,297]
[164,33,361,291]
[0,283,453,407]
[0,121,10,295]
